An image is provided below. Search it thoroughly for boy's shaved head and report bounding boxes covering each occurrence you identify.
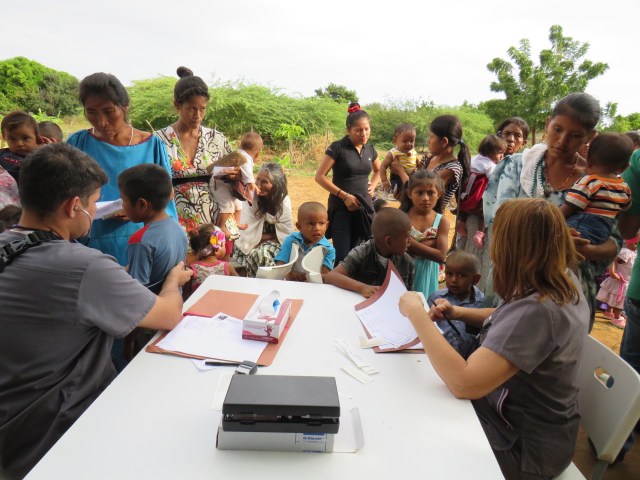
[446,251,479,274]
[372,208,411,239]
[297,201,327,221]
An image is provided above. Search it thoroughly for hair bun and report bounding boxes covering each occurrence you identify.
[176,66,194,78]
[347,102,361,114]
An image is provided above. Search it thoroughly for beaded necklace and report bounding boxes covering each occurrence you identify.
[542,154,577,197]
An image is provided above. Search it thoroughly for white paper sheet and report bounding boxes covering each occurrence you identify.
[355,271,418,349]
[95,199,124,219]
[157,313,267,363]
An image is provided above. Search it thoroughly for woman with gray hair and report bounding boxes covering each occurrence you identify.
[233,163,293,276]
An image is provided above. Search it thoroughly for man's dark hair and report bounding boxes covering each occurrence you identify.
[118,164,172,211]
[19,144,107,218]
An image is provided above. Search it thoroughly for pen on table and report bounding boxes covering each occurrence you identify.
[204,361,239,367]
[427,298,463,337]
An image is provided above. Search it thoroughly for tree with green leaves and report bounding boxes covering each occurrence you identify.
[128,77,346,144]
[0,57,79,116]
[483,25,608,143]
[127,76,176,130]
[314,83,358,103]
[602,103,640,132]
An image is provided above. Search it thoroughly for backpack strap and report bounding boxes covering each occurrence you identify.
[0,230,61,273]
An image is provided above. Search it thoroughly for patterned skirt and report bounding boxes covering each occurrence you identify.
[232,240,281,277]
[173,179,218,234]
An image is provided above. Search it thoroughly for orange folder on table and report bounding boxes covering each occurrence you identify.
[146,289,303,366]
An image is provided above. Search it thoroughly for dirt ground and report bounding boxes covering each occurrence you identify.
[287,175,624,353]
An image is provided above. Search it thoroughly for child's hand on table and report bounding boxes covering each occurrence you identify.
[359,285,380,298]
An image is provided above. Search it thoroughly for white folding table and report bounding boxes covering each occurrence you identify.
[26,275,502,479]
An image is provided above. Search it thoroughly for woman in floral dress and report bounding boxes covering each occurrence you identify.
[156,67,234,234]
[0,166,19,209]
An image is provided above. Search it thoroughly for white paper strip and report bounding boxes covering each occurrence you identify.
[341,365,373,384]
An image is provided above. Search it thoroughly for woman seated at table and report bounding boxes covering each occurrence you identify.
[232,163,293,277]
[400,198,589,480]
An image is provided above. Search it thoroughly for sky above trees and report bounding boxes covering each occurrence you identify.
[3,0,638,114]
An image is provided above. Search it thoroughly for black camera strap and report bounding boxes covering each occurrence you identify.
[0,229,62,273]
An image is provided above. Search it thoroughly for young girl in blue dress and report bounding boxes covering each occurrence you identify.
[400,170,449,298]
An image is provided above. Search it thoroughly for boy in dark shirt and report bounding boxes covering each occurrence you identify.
[428,251,484,355]
[325,208,414,297]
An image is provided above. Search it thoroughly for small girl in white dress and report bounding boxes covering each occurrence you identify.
[596,237,638,328]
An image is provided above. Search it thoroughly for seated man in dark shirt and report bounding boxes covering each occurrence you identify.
[325,207,414,297]
[0,144,191,479]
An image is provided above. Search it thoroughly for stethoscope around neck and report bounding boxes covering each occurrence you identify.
[74,206,94,241]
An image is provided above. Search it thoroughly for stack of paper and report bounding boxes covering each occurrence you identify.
[156,313,267,363]
[354,264,421,352]
[95,199,125,220]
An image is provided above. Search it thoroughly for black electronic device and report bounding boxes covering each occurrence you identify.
[222,375,340,434]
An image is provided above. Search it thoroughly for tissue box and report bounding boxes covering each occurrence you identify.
[242,295,292,343]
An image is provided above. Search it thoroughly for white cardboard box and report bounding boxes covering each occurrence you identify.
[216,427,334,452]
[242,295,292,343]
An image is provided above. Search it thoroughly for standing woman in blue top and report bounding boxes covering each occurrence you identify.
[68,73,178,265]
[315,103,381,263]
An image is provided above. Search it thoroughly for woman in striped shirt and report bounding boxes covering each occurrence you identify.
[420,115,470,213]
